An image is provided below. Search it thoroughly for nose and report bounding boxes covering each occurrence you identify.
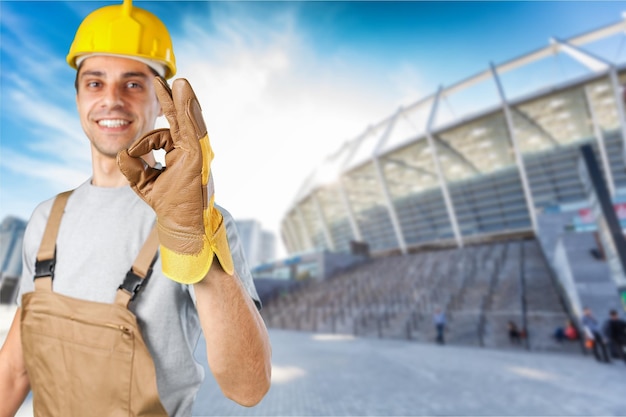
[100,84,124,109]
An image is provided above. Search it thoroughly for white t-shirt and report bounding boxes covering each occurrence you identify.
[18,179,260,416]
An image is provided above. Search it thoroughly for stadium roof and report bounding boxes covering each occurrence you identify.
[292,14,626,206]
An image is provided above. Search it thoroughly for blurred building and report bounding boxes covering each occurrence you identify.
[0,216,27,304]
[235,219,276,268]
[282,15,626,256]
[280,15,626,315]
[260,230,276,265]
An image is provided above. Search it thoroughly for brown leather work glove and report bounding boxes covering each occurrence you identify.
[117,77,234,284]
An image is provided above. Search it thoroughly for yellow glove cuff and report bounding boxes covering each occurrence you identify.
[161,242,214,284]
[161,208,234,284]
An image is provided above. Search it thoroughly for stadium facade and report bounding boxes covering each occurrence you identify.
[280,15,626,259]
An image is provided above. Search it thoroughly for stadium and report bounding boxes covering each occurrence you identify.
[258,14,626,351]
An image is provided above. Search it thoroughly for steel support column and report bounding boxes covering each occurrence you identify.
[336,129,375,245]
[283,220,294,254]
[584,83,616,198]
[490,63,538,233]
[425,87,463,247]
[337,180,363,243]
[553,38,626,165]
[284,215,303,253]
[373,109,408,254]
[296,206,314,251]
[608,68,626,165]
[312,193,335,251]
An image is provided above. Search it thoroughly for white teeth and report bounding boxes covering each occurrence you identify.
[98,119,129,128]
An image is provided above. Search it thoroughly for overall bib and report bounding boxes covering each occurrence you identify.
[20,191,169,417]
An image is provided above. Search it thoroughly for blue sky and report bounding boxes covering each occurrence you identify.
[1,1,625,257]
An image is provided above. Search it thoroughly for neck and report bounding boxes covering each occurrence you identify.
[91,148,156,188]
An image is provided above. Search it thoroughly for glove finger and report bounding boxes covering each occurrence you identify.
[117,149,154,188]
[133,164,161,192]
[126,129,174,157]
[172,79,207,144]
[154,77,180,136]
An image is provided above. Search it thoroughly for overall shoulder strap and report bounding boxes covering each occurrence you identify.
[34,190,73,291]
[33,189,160,303]
[115,225,160,307]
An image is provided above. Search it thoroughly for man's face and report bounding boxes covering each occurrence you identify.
[76,55,162,159]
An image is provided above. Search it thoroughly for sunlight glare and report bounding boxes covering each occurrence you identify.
[271,365,307,384]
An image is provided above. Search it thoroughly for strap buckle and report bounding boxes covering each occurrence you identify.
[34,259,55,280]
[118,267,153,301]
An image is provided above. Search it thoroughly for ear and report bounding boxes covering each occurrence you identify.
[153,82,164,118]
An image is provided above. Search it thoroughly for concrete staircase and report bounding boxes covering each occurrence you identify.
[537,212,622,327]
[261,238,584,355]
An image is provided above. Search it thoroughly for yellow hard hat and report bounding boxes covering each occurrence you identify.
[67,0,176,79]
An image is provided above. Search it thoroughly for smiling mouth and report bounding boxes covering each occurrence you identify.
[97,119,130,128]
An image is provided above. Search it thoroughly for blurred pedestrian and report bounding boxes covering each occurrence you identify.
[508,321,522,344]
[433,307,446,345]
[603,309,626,364]
[582,307,611,363]
[554,319,578,342]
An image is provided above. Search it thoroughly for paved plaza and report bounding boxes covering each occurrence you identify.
[193,329,626,416]
[2,305,625,416]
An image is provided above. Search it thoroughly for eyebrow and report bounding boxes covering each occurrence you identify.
[79,70,150,80]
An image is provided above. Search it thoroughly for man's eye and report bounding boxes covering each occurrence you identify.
[86,81,101,88]
[127,82,142,89]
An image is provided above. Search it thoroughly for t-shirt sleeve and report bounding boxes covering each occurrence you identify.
[17,198,56,306]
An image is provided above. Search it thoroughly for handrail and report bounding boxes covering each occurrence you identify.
[520,240,530,350]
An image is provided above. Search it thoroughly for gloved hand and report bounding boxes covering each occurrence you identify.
[117,77,234,284]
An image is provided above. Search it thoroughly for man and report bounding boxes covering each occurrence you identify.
[0,1,271,416]
[581,306,610,363]
[433,307,446,345]
[603,309,626,364]
[507,321,522,344]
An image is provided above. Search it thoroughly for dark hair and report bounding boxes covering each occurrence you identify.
[74,66,80,92]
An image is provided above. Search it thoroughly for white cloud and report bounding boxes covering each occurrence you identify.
[169,5,408,256]
[7,89,90,166]
[0,4,91,222]
[1,148,89,191]
[387,63,428,107]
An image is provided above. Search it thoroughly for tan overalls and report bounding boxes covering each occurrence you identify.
[20,191,169,416]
